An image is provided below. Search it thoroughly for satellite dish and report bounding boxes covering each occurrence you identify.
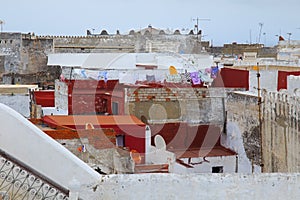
[154,135,166,151]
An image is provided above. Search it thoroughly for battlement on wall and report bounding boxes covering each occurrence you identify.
[30,28,197,39]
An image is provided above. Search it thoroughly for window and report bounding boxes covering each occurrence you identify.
[212,166,223,173]
[112,102,118,115]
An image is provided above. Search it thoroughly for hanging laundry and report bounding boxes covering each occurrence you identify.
[205,68,211,74]
[199,70,211,83]
[146,74,156,82]
[169,66,178,75]
[80,69,87,78]
[77,145,86,152]
[103,72,108,83]
[190,71,201,85]
[166,74,181,83]
[211,66,219,79]
[85,70,99,80]
[97,71,108,82]
[181,71,191,83]
[60,74,65,81]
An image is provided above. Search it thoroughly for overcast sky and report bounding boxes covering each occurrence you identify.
[1,0,300,46]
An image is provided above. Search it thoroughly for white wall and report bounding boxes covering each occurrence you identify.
[0,103,100,198]
[249,70,278,93]
[0,94,30,117]
[222,122,261,173]
[85,173,300,199]
[174,156,237,174]
[287,75,300,94]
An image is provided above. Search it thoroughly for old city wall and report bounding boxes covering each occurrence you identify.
[125,87,226,125]
[226,92,261,166]
[0,33,60,84]
[21,37,53,73]
[262,90,300,172]
[1,32,200,83]
[0,33,22,74]
[52,34,199,54]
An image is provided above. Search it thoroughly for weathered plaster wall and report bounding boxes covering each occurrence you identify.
[21,38,53,73]
[0,33,58,84]
[125,87,226,125]
[226,92,261,166]
[262,90,300,172]
[55,79,68,111]
[56,138,133,174]
[0,94,30,117]
[0,33,22,73]
[287,75,300,94]
[83,173,300,200]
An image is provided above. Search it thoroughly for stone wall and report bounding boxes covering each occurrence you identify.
[0,32,22,73]
[0,33,57,84]
[21,37,53,73]
[125,87,226,125]
[226,92,261,166]
[1,66,61,85]
[262,90,300,172]
[56,138,133,174]
[52,34,201,54]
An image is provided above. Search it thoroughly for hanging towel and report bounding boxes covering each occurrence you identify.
[190,71,201,85]
[169,66,178,75]
[80,69,87,78]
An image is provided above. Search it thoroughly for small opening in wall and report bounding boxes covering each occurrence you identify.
[116,135,124,147]
[212,166,224,173]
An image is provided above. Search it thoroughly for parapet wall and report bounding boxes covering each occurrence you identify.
[226,92,261,166]
[84,173,300,199]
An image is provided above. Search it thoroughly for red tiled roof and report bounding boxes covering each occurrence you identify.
[171,146,236,158]
[43,115,145,128]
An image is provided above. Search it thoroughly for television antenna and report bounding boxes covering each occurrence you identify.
[0,20,4,32]
[258,22,263,44]
[287,32,292,45]
[192,18,210,40]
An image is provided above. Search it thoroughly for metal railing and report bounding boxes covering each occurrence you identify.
[0,148,69,200]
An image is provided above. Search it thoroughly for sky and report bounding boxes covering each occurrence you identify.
[1,0,300,46]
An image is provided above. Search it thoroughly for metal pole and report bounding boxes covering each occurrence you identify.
[256,62,264,172]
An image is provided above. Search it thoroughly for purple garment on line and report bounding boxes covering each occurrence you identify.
[190,71,201,85]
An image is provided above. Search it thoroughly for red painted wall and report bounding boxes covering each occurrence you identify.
[149,123,221,150]
[277,70,300,91]
[65,80,124,115]
[34,90,55,107]
[212,68,249,90]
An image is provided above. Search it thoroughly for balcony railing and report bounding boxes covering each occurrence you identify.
[0,148,69,200]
